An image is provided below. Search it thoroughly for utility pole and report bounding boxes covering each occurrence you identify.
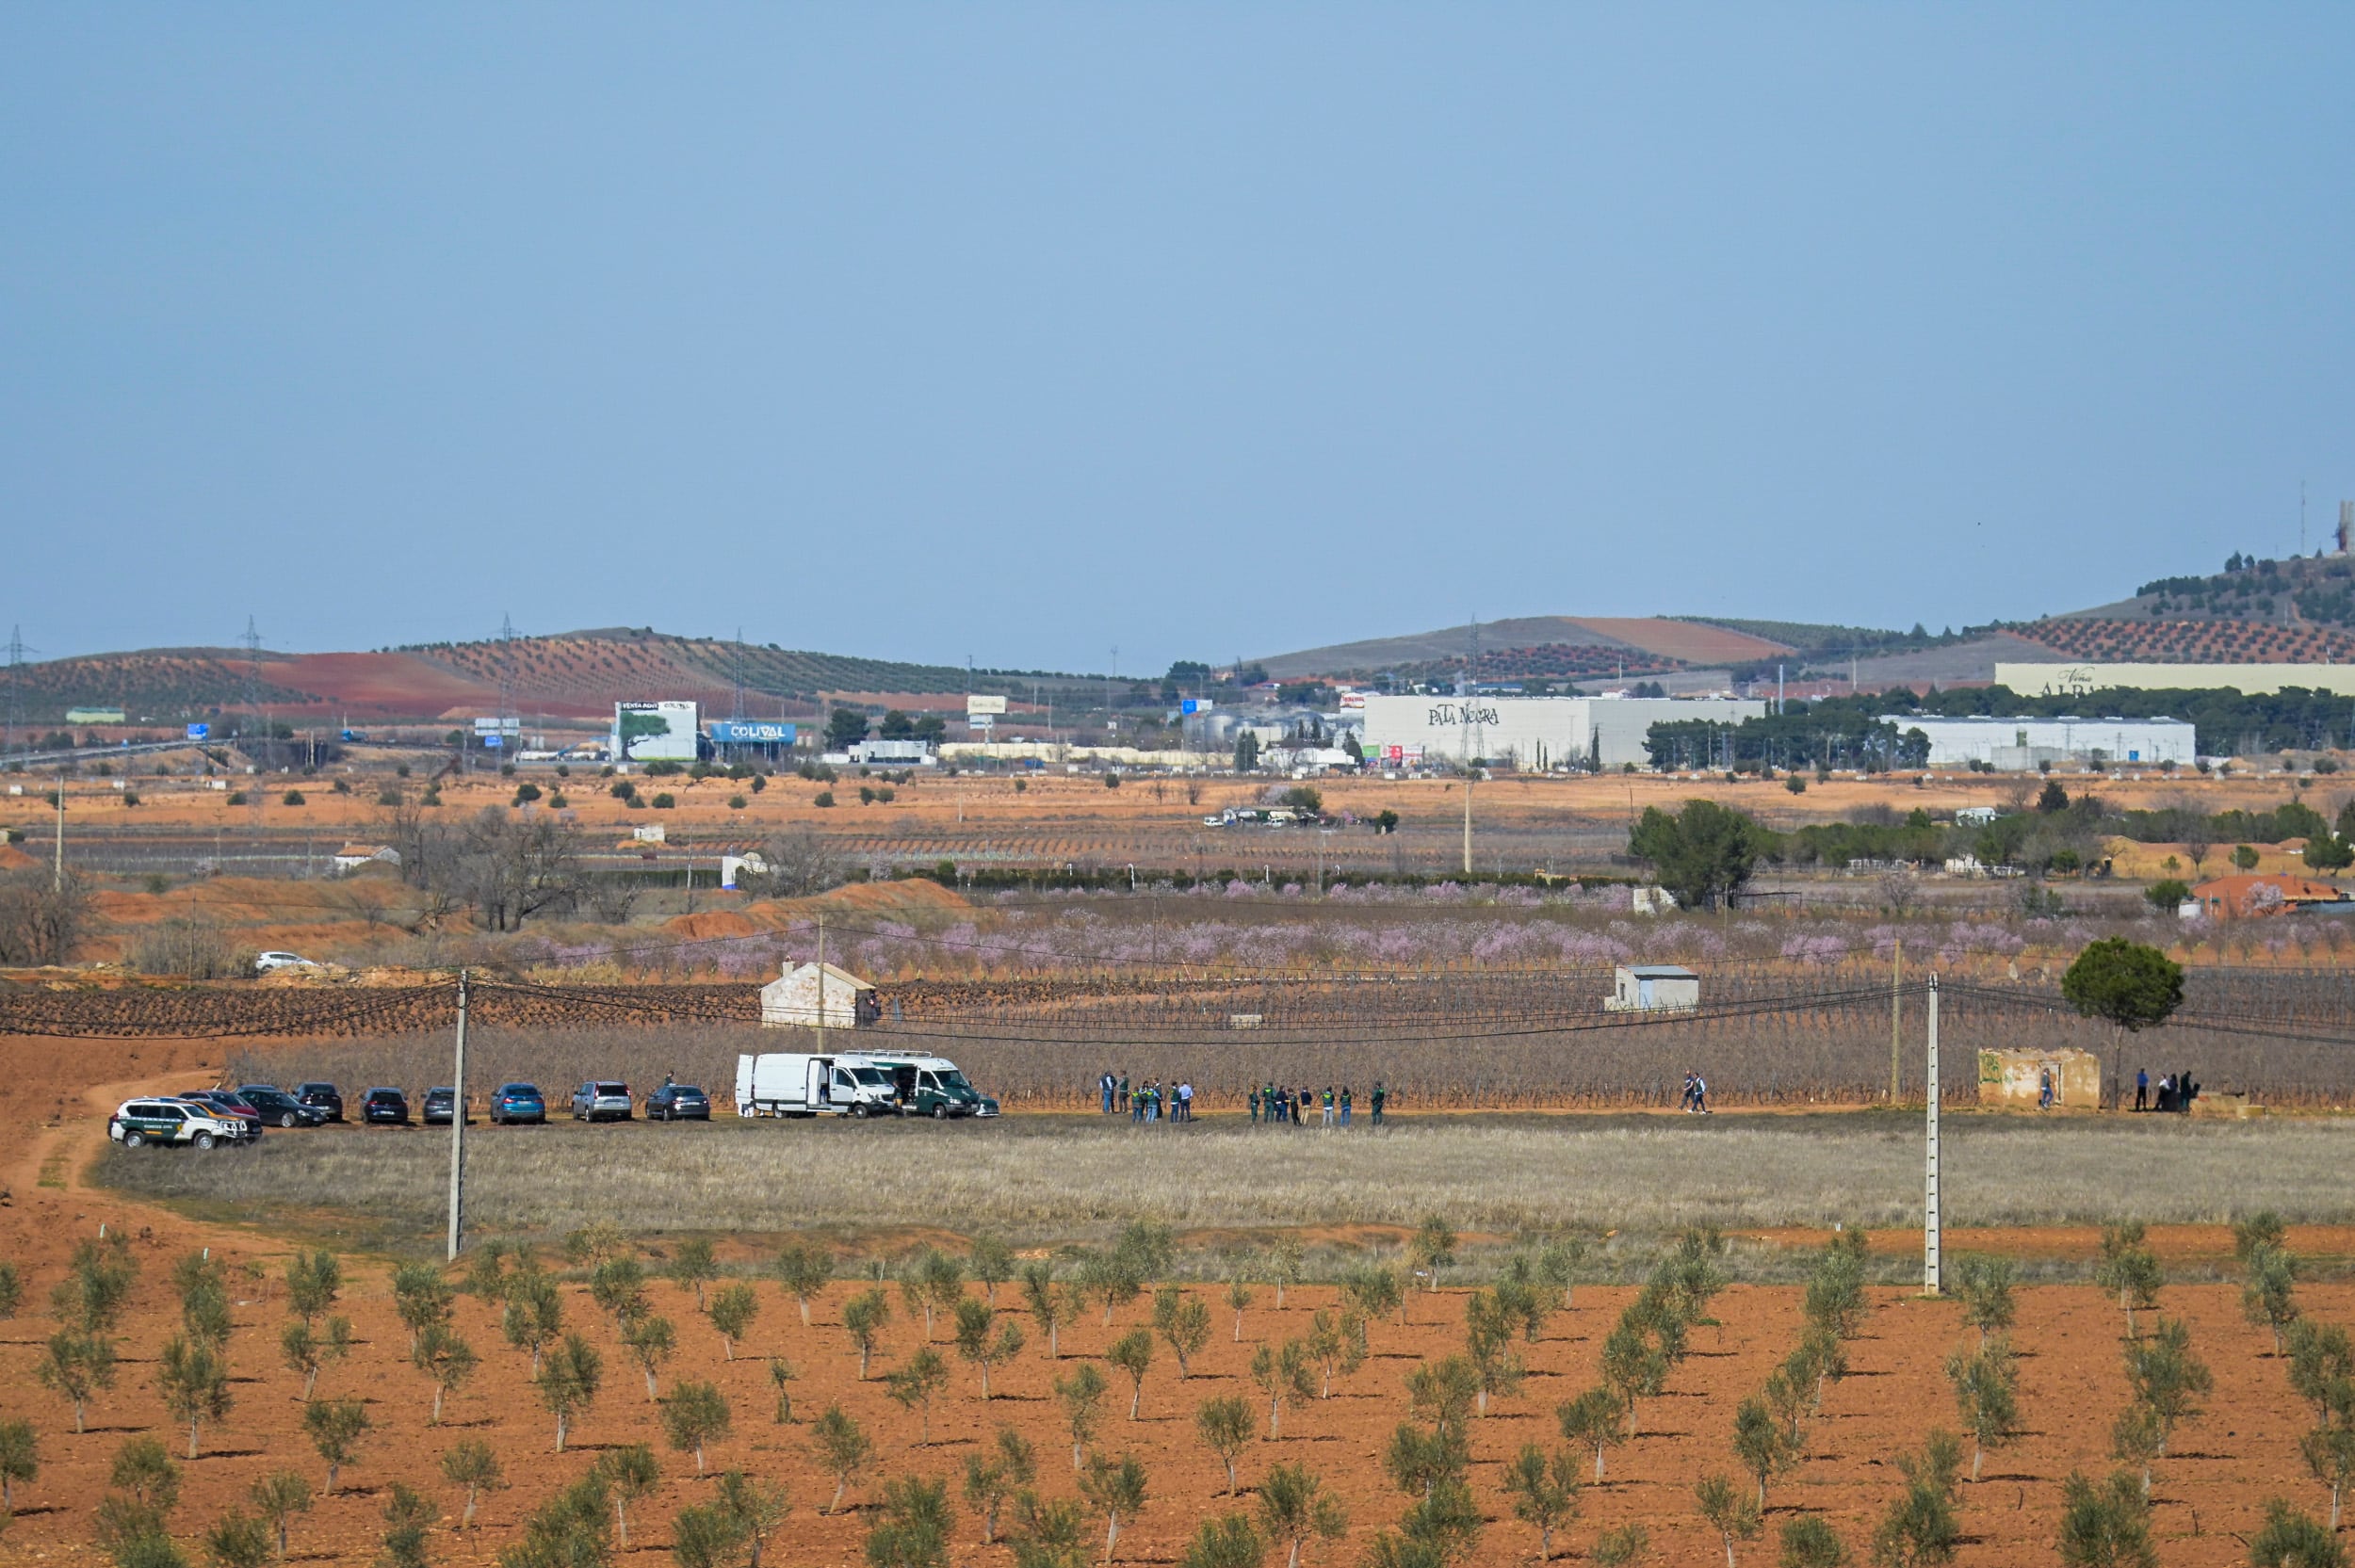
[814,913,826,1055]
[1923,974,1941,1296]
[54,771,66,891]
[446,969,469,1262]
[1889,940,1903,1101]
[1462,767,1473,875]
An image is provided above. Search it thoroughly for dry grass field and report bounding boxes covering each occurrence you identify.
[94,1112,2355,1253]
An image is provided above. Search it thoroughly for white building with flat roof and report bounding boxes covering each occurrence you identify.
[1995,662,2355,699]
[1889,715,2196,770]
[1360,694,1765,770]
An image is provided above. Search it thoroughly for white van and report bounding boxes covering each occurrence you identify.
[736,1050,1000,1120]
[736,1053,901,1118]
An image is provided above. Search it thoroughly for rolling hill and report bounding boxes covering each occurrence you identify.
[8,630,1091,727]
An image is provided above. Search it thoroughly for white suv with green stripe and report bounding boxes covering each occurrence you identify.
[109,1098,244,1151]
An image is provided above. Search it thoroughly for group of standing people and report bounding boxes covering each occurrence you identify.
[1680,1071,1712,1114]
[1248,1081,1387,1127]
[2132,1068,2201,1113]
[1091,1072,1391,1125]
[1098,1073,1194,1122]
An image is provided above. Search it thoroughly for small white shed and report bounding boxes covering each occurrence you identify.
[759,962,880,1029]
[1605,963,1699,1012]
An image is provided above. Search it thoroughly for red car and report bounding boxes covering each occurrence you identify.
[177,1091,266,1137]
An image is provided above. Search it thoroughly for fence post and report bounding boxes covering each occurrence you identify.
[1923,974,1941,1297]
[446,968,468,1263]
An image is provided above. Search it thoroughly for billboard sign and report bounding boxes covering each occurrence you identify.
[481,733,503,749]
[612,701,700,762]
[186,723,209,740]
[473,716,520,735]
[708,720,796,746]
[1181,698,1214,715]
[966,695,1008,716]
[969,716,995,732]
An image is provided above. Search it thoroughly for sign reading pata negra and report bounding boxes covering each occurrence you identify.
[1425,703,1501,727]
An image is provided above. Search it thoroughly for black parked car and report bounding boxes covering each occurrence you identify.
[363,1088,410,1125]
[237,1085,328,1129]
[296,1082,345,1123]
[645,1083,711,1122]
[422,1087,470,1126]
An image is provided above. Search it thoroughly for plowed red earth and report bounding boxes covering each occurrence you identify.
[0,1034,2343,1567]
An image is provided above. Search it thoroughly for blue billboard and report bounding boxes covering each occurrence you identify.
[187,723,209,740]
[708,720,796,745]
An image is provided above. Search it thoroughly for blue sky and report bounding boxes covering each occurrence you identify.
[6,6,2351,674]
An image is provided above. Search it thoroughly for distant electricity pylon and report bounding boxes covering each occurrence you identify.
[5,625,36,759]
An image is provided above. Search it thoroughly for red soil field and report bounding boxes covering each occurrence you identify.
[265,655,509,721]
[1567,619,1794,666]
[0,1031,2346,1567]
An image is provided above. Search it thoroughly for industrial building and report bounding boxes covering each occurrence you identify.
[1995,662,2355,699]
[1890,715,2197,770]
[1359,693,1766,771]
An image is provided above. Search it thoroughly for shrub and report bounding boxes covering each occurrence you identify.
[728,795,748,810]
[1871,1431,1961,1568]
[2055,1470,2154,1568]
[808,1406,871,1515]
[2249,1498,2346,1568]
[282,791,305,806]
[814,791,836,809]
[661,1382,732,1474]
[2144,879,2190,910]
[651,793,676,810]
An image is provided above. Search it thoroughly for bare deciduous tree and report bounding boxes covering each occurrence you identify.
[0,868,93,965]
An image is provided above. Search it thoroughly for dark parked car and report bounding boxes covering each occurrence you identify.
[421,1087,469,1126]
[363,1088,410,1125]
[236,1085,328,1129]
[296,1082,345,1123]
[490,1083,546,1124]
[645,1083,710,1122]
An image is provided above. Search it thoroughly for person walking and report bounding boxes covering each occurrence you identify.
[1101,1072,1115,1114]
[1370,1081,1387,1127]
[2038,1066,2054,1110]
[1339,1085,1352,1127]
[1692,1074,1710,1115]
[2134,1067,2148,1112]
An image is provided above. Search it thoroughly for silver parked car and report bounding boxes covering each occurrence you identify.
[571,1080,632,1123]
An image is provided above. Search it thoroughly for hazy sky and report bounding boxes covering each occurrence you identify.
[7,6,2352,675]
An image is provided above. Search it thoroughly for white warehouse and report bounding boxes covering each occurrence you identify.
[1361,694,1766,771]
[1887,715,2197,770]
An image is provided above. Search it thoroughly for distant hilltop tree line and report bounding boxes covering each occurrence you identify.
[1629,786,2355,898]
[2137,550,2355,627]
